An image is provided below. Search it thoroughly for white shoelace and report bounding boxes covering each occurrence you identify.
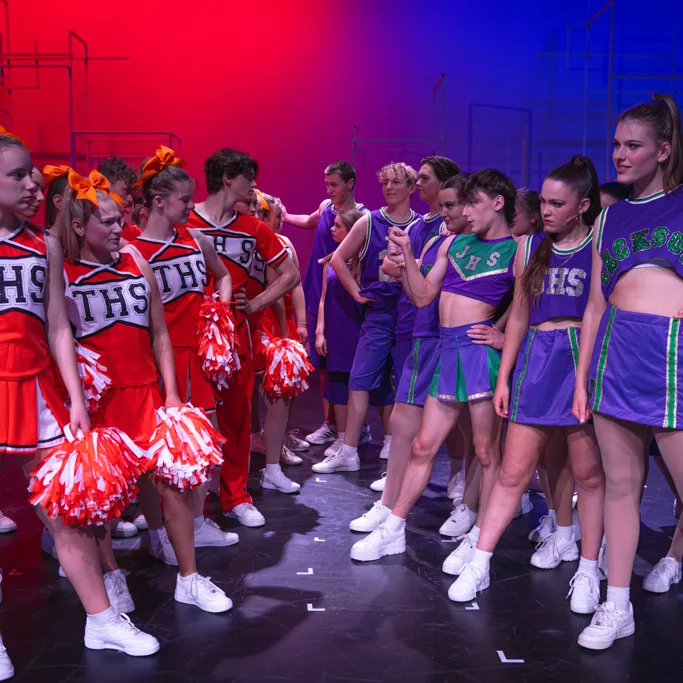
[590,603,619,629]
[567,571,598,599]
[361,501,384,519]
[191,575,221,599]
[202,519,222,533]
[534,533,560,560]
[454,534,475,557]
[115,613,142,636]
[459,562,485,587]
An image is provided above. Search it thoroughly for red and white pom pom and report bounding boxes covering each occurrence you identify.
[260,334,314,400]
[197,298,240,390]
[74,342,112,413]
[28,427,153,527]
[147,403,225,491]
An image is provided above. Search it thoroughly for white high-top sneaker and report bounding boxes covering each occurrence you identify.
[103,569,135,614]
[174,573,233,613]
[0,633,14,681]
[84,613,160,656]
[350,523,406,562]
[349,501,391,533]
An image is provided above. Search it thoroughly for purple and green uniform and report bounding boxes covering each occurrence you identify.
[589,188,683,428]
[303,199,365,369]
[394,213,445,382]
[321,262,393,406]
[430,232,517,403]
[395,234,445,406]
[349,208,415,394]
[510,230,592,425]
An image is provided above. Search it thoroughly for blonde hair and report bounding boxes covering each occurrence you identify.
[55,189,110,261]
[377,162,418,186]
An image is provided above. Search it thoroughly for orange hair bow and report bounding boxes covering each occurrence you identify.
[43,164,74,186]
[0,125,27,148]
[255,189,270,212]
[135,145,186,186]
[68,169,124,207]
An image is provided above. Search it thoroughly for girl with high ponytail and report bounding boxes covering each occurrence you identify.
[448,156,606,624]
[574,94,683,651]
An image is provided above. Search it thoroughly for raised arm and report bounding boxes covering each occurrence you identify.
[331,213,374,304]
[192,231,232,303]
[573,223,607,424]
[44,234,90,434]
[283,199,325,230]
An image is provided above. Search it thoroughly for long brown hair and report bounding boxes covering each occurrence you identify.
[521,155,600,303]
[515,188,543,234]
[619,94,683,194]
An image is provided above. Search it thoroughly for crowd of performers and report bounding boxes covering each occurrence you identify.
[1,92,683,677]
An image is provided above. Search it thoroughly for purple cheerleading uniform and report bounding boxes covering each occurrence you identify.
[394,213,445,380]
[321,262,393,406]
[589,188,683,428]
[303,199,366,369]
[349,208,415,393]
[395,234,444,406]
[510,230,592,426]
[430,232,517,403]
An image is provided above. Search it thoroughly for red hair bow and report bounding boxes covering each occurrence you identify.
[43,165,74,186]
[135,145,186,186]
[68,169,124,207]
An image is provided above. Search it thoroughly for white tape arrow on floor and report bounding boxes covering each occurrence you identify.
[496,650,525,664]
[307,604,326,612]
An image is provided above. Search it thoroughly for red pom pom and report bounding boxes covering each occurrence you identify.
[197,298,240,390]
[75,343,112,413]
[147,403,225,491]
[260,334,314,400]
[28,427,153,527]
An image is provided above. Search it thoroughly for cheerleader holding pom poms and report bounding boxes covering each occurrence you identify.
[0,135,160,656]
[58,168,233,615]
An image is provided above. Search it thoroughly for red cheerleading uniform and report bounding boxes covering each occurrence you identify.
[0,224,68,456]
[121,222,142,243]
[64,252,161,446]
[129,226,215,412]
[184,208,288,511]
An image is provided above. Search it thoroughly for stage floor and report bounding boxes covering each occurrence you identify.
[1,381,681,683]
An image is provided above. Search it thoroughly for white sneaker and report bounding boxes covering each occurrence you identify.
[578,601,635,650]
[149,533,179,566]
[643,557,682,593]
[324,438,343,458]
[447,470,465,504]
[260,467,301,494]
[370,472,387,492]
[133,514,148,531]
[280,445,303,466]
[0,633,13,681]
[111,519,138,538]
[174,573,233,613]
[442,533,477,576]
[311,450,360,473]
[0,512,16,534]
[528,514,556,543]
[567,570,600,614]
[225,503,266,528]
[349,501,391,533]
[104,569,135,614]
[359,423,372,446]
[250,430,267,455]
[305,421,337,445]
[439,504,477,538]
[379,439,391,460]
[530,532,579,569]
[84,613,160,656]
[284,429,309,452]
[598,538,607,581]
[194,519,239,548]
[513,492,533,519]
[448,562,490,602]
[350,523,406,562]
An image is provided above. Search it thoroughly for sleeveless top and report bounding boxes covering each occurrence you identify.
[359,208,415,308]
[0,224,49,379]
[129,226,207,348]
[523,231,592,325]
[442,233,517,307]
[596,187,683,299]
[396,213,445,339]
[64,252,158,388]
[413,234,446,339]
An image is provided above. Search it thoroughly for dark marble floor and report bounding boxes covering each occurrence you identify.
[1,380,682,683]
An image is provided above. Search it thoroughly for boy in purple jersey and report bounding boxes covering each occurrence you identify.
[283,161,366,445]
[313,163,417,473]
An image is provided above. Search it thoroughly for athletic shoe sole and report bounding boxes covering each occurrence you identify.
[577,623,635,650]
[305,434,337,445]
[0,665,14,681]
[448,573,490,602]
[0,524,17,534]
[643,576,681,593]
[530,544,579,569]
[174,590,233,614]
[570,598,599,615]
[260,480,301,494]
[84,636,160,657]
[311,463,360,474]
[350,538,406,562]
[224,512,266,528]
[349,519,384,533]
[194,535,239,548]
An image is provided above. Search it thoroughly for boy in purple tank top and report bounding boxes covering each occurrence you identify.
[283,161,366,446]
[313,163,418,473]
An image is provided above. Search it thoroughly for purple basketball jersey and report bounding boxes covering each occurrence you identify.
[597,188,683,299]
[525,231,592,325]
[359,208,416,307]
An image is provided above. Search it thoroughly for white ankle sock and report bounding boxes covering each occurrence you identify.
[384,513,406,534]
[265,463,281,474]
[177,572,198,585]
[548,509,557,523]
[606,585,630,611]
[578,556,599,575]
[383,435,392,445]
[338,431,345,441]
[468,525,481,542]
[555,524,573,543]
[193,516,204,533]
[86,606,117,627]
[341,444,358,458]
[470,548,492,571]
